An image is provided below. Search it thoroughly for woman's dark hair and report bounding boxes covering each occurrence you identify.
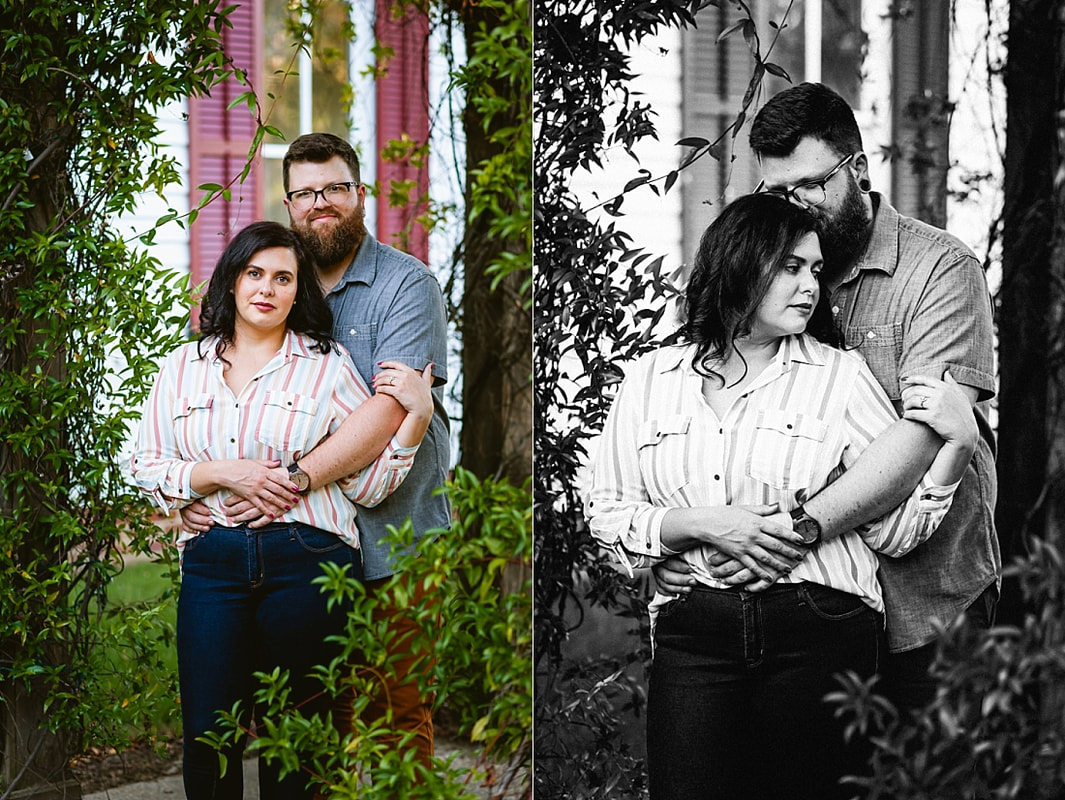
[198,221,336,361]
[681,193,841,384]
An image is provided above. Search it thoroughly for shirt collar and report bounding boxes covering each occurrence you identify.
[330,231,379,293]
[779,332,826,367]
[654,344,691,374]
[191,330,318,365]
[282,329,319,361]
[656,333,826,375]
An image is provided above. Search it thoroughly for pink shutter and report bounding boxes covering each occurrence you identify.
[188,0,263,329]
[374,0,430,262]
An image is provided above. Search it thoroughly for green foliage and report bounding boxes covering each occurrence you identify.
[0,0,231,767]
[455,0,532,303]
[830,540,1065,799]
[202,468,532,798]
[86,559,181,739]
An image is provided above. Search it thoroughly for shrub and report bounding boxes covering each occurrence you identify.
[202,467,532,798]
[830,539,1065,799]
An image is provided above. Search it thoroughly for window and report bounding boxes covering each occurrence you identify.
[761,0,865,106]
[260,0,356,223]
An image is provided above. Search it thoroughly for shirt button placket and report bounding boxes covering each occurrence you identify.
[712,423,726,498]
[233,401,240,456]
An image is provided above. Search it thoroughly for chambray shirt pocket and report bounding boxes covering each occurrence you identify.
[336,322,377,378]
[173,393,215,459]
[254,391,320,454]
[745,410,829,492]
[636,415,692,503]
[847,322,904,401]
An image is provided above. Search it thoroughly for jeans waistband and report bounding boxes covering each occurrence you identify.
[216,521,309,535]
[692,580,838,601]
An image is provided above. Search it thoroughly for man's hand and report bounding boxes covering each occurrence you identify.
[180,500,214,533]
[216,462,299,528]
[652,555,697,595]
[222,494,274,528]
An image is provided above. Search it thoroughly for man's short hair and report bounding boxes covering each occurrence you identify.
[283,133,362,190]
[750,82,863,159]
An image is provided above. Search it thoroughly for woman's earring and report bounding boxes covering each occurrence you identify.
[858,177,872,193]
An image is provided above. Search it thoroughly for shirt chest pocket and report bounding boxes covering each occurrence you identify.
[636,415,692,503]
[846,322,903,401]
[337,323,377,377]
[745,410,829,492]
[254,391,320,455]
[173,394,215,459]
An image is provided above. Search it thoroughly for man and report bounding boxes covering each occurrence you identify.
[182,132,450,767]
[656,83,999,714]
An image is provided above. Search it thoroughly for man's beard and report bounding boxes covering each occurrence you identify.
[813,176,872,284]
[295,205,368,270]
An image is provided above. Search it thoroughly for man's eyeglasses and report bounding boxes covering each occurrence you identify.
[756,153,858,208]
[285,181,360,210]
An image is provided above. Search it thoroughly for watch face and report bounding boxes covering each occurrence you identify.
[289,466,310,492]
[797,520,819,544]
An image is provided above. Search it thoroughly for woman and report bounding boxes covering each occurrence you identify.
[585,194,977,800]
[129,221,433,800]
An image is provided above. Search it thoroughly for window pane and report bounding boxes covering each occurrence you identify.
[765,0,806,94]
[821,1,864,108]
[263,0,301,141]
[264,160,287,224]
[312,0,351,136]
[759,1,864,105]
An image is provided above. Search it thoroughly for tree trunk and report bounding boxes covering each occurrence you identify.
[995,0,1063,625]
[455,2,532,487]
[1,680,81,799]
[0,108,80,799]
[1044,5,1065,561]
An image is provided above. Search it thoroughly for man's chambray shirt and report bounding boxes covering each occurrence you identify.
[327,232,451,581]
[830,194,999,652]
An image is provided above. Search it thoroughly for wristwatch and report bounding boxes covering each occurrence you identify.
[287,462,311,494]
[790,506,822,546]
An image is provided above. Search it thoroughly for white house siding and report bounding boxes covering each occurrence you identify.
[568,26,686,329]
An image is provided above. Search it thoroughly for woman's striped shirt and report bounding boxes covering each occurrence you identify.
[586,334,959,614]
[130,330,417,552]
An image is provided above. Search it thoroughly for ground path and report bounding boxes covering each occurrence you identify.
[80,736,522,799]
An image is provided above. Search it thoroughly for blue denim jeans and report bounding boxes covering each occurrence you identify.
[647,582,883,800]
[177,522,362,800]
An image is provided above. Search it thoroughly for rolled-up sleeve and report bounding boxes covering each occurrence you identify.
[128,354,202,513]
[330,356,420,507]
[585,362,671,575]
[899,253,996,403]
[859,474,961,557]
[841,358,962,556]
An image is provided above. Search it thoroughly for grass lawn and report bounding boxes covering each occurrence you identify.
[107,557,179,608]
